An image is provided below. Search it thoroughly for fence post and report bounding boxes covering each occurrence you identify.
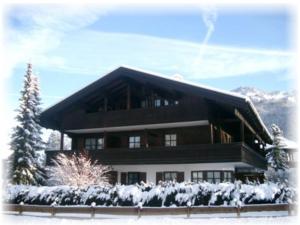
[51,205,56,217]
[186,206,191,218]
[19,204,23,215]
[137,206,141,219]
[91,206,95,218]
[236,206,241,218]
[288,204,292,216]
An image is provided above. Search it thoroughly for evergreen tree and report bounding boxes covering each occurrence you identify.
[266,124,289,171]
[9,63,46,185]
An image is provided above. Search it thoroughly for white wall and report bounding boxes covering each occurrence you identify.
[112,162,246,183]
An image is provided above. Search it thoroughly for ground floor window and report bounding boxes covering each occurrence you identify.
[164,172,178,181]
[191,171,233,183]
[120,172,147,185]
[223,171,232,182]
[127,172,140,184]
[207,171,221,183]
[191,171,203,182]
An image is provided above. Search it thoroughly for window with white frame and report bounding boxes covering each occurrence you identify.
[165,134,177,147]
[129,136,141,148]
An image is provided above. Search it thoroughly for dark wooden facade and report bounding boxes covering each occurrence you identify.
[40,66,272,183]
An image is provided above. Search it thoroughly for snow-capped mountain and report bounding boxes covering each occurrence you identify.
[231,87,296,140]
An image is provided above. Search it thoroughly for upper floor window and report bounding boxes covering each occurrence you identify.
[129,136,141,148]
[165,134,177,147]
[154,99,161,107]
[191,171,203,183]
[85,138,104,150]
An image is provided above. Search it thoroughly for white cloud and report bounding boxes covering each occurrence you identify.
[3,4,113,79]
[44,30,294,81]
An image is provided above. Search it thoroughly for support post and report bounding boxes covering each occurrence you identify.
[104,97,108,112]
[144,129,149,148]
[240,122,245,143]
[103,132,107,149]
[127,84,131,110]
[60,131,64,151]
[210,124,214,144]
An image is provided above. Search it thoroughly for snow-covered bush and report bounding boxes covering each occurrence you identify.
[4,181,296,207]
[264,168,297,186]
[48,152,111,187]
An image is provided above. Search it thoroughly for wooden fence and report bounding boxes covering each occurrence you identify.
[3,203,296,218]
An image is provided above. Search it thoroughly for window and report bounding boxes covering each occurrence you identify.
[207,171,221,183]
[85,138,104,150]
[154,99,161,107]
[164,172,177,181]
[164,99,169,106]
[165,134,177,147]
[97,138,104,149]
[85,138,96,150]
[128,172,140,185]
[191,171,203,183]
[129,136,141,148]
[223,171,232,182]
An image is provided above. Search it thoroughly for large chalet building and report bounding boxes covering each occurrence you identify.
[40,66,272,184]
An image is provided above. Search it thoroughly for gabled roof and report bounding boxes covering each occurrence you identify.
[40,66,272,143]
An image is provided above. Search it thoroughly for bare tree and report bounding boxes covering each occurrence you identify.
[48,152,111,187]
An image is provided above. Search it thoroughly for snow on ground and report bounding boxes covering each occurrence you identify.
[1,212,297,225]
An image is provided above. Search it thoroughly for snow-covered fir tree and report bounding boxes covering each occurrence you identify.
[265,124,289,171]
[9,63,47,185]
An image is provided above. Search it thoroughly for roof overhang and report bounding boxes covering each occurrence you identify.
[40,66,272,143]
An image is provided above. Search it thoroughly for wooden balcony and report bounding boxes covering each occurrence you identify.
[62,103,208,130]
[45,142,267,170]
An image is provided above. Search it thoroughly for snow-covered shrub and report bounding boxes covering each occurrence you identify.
[265,168,297,186]
[48,152,111,187]
[4,181,296,207]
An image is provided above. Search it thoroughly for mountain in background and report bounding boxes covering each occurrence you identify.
[231,87,296,141]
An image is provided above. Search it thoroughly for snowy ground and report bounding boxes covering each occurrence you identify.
[2,212,297,225]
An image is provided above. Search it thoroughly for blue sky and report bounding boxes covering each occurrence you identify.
[5,5,294,109]
[1,4,295,155]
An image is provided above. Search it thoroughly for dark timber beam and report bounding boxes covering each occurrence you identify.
[144,129,149,148]
[60,131,64,150]
[210,124,214,144]
[240,121,245,142]
[104,97,108,112]
[234,109,263,143]
[127,84,131,110]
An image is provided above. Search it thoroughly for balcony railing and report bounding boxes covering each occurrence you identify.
[61,103,208,130]
[45,142,267,170]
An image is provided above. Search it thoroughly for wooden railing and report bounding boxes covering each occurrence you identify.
[3,203,296,218]
[45,142,267,169]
